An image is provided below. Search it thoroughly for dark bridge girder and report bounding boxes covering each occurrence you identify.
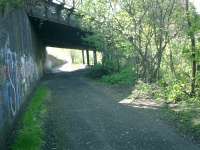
[30,16,91,50]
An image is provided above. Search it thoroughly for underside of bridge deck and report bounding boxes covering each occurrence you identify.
[30,16,91,50]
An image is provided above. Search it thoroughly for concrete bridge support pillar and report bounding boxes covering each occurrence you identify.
[86,50,90,66]
[82,50,85,64]
[93,50,97,65]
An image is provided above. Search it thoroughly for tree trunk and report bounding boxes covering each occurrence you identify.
[82,50,85,64]
[169,48,176,76]
[186,0,196,95]
[86,50,90,66]
[93,50,97,65]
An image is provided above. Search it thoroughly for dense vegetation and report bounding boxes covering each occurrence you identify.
[80,0,200,140]
[80,0,200,98]
[0,0,23,9]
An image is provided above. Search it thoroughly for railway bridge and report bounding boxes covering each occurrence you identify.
[0,0,96,147]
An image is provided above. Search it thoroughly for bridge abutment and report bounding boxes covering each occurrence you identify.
[0,9,46,148]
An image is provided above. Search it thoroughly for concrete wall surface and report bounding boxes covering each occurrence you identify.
[0,9,45,148]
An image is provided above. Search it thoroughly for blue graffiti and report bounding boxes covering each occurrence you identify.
[0,33,38,118]
[5,50,20,117]
[1,35,21,117]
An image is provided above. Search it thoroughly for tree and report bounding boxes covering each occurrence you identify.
[185,0,198,95]
[80,0,200,91]
[0,0,23,15]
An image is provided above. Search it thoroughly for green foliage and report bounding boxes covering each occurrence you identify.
[81,0,200,142]
[101,67,137,85]
[0,0,23,8]
[134,81,152,94]
[161,82,188,103]
[82,34,105,50]
[130,80,157,99]
[129,79,200,140]
[11,86,49,150]
[88,64,137,85]
[130,78,192,104]
[87,64,114,79]
[81,0,200,94]
[165,83,187,103]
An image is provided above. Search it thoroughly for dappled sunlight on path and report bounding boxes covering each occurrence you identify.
[119,98,161,110]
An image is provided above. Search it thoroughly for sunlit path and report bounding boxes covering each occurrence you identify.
[52,63,87,73]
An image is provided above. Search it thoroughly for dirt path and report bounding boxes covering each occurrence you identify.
[43,70,200,150]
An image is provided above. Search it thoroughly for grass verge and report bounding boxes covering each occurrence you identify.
[160,101,200,142]
[131,81,200,142]
[11,86,49,150]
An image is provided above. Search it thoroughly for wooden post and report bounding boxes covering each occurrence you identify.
[93,50,97,65]
[86,50,90,66]
[82,50,85,64]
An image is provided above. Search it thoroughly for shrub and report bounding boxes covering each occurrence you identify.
[101,67,137,85]
[165,83,185,103]
[156,79,191,103]
[0,0,23,8]
[87,64,114,79]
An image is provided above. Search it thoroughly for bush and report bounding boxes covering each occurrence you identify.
[165,83,186,103]
[0,0,23,8]
[156,79,191,103]
[101,67,137,85]
[131,79,191,104]
[87,64,113,79]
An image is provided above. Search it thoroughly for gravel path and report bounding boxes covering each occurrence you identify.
[43,70,200,150]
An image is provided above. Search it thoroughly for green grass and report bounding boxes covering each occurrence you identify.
[101,68,137,85]
[11,86,49,150]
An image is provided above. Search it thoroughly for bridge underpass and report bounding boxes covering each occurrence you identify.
[45,47,101,73]
[0,0,99,148]
[28,0,99,66]
[27,0,99,68]
[30,15,100,70]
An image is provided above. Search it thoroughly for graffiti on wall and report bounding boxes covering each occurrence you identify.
[0,32,8,111]
[5,47,19,116]
[20,54,39,97]
[0,32,39,117]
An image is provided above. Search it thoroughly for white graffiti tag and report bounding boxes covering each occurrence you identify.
[4,36,19,116]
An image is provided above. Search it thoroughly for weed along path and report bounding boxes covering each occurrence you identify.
[42,70,200,150]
